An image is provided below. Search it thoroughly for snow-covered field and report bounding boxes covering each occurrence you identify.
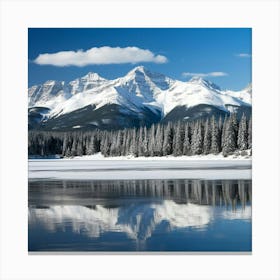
[29,154,252,180]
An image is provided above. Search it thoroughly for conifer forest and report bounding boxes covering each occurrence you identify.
[28,113,252,158]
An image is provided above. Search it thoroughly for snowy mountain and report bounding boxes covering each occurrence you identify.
[28,66,252,130]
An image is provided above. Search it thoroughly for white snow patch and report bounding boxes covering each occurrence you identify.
[67,152,251,161]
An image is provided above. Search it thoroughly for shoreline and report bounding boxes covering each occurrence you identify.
[29,151,252,161]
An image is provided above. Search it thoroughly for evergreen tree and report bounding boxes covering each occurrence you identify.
[183,123,191,155]
[203,119,211,154]
[248,116,252,150]
[142,126,149,156]
[124,129,131,156]
[86,134,95,155]
[221,115,228,149]
[148,124,156,156]
[115,130,123,156]
[76,134,84,156]
[137,127,144,156]
[222,115,237,156]
[163,122,173,156]
[100,133,110,156]
[237,114,248,150]
[210,116,220,154]
[70,136,77,156]
[154,124,163,156]
[191,121,203,155]
[129,128,137,156]
[173,122,184,156]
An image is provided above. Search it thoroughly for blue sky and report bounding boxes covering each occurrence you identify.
[28,28,251,90]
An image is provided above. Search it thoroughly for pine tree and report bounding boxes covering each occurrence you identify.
[137,127,144,156]
[173,122,184,156]
[121,129,128,156]
[221,115,228,149]
[222,115,237,156]
[203,119,211,154]
[76,133,84,156]
[124,129,131,156]
[86,134,95,155]
[115,130,123,156]
[183,123,191,155]
[154,124,163,156]
[248,116,252,150]
[237,114,248,150]
[163,122,173,156]
[210,116,220,154]
[142,126,149,156]
[70,135,77,156]
[218,116,223,131]
[148,124,156,156]
[62,133,68,156]
[191,121,203,155]
[100,133,110,156]
[129,128,137,156]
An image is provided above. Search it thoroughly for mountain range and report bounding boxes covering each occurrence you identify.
[28,66,252,130]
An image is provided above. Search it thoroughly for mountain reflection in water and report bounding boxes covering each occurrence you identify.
[28,179,252,251]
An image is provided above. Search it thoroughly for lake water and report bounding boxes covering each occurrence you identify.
[28,178,251,252]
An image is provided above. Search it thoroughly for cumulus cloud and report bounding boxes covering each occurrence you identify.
[236,53,251,58]
[33,46,168,66]
[182,72,228,78]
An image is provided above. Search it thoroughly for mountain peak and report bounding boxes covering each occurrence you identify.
[131,65,147,72]
[82,72,106,81]
[124,66,173,91]
[188,76,220,91]
[189,76,205,83]
[126,66,168,80]
[244,83,252,93]
[127,65,149,77]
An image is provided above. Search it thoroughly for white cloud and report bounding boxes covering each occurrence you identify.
[236,53,251,58]
[33,46,168,66]
[182,72,228,78]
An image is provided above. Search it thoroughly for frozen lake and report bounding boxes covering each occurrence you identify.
[28,158,252,180]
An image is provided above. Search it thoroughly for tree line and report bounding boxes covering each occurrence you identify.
[28,113,252,158]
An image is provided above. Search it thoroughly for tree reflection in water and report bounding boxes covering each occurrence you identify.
[29,179,251,245]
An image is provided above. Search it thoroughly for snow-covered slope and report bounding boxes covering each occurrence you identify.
[28,72,108,113]
[28,66,251,130]
[223,83,252,104]
[28,80,71,109]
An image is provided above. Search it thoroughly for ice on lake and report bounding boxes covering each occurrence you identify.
[28,158,252,180]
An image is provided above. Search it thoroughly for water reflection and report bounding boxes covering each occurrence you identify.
[28,179,251,251]
[29,179,251,207]
[29,202,214,241]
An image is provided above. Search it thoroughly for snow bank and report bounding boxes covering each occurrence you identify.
[62,151,252,161]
